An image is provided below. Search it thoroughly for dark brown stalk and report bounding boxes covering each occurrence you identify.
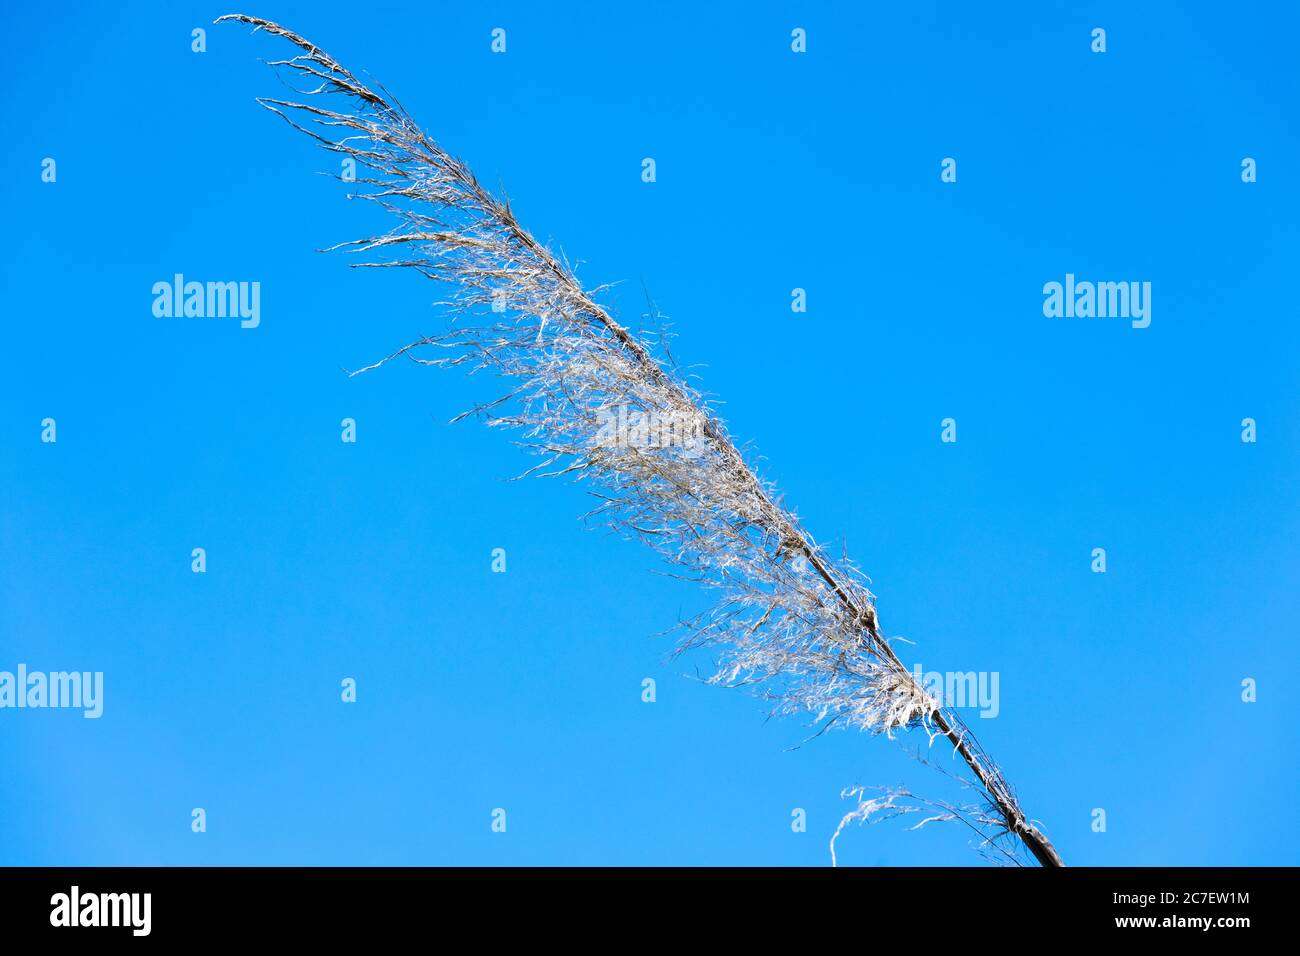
[219,13,1063,867]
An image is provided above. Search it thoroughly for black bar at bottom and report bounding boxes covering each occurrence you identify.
[0,866,1281,940]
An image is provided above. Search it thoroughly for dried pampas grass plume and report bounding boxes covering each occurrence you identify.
[218,13,1063,867]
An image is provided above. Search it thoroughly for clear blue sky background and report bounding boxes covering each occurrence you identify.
[2,1,1297,866]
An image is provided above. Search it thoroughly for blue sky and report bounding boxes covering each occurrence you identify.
[1,1,1297,865]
